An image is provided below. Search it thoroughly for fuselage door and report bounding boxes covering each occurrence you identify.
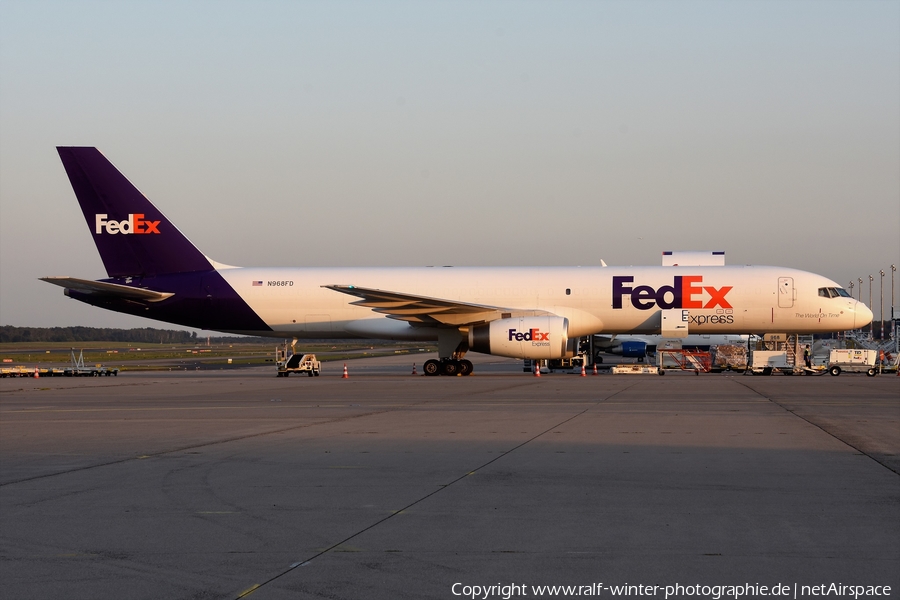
[777,277,794,308]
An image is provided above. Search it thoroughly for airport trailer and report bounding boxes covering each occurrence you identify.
[826,349,878,377]
[0,365,118,377]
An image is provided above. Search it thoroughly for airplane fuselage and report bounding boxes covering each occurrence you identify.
[68,264,870,340]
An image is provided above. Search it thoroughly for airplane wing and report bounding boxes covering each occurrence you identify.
[323,284,551,326]
[40,277,174,303]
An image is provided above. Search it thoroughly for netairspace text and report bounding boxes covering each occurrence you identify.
[450,582,893,600]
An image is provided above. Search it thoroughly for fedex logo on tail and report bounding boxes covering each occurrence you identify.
[613,276,732,310]
[95,214,161,235]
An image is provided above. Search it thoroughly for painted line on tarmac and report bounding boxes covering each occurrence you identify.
[229,382,642,599]
[733,378,899,476]
[1,382,538,487]
[0,404,426,487]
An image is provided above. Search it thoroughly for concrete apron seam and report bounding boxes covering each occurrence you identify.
[0,403,435,488]
[231,382,642,600]
[1,381,556,489]
[732,379,899,477]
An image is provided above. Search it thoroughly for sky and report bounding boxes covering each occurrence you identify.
[1,0,898,332]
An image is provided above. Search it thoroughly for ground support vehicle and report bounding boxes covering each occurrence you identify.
[611,364,662,375]
[64,365,118,376]
[826,349,877,377]
[64,350,118,376]
[2,352,118,377]
[523,356,586,374]
[276,352,321,377]
[1,366,37,378]
[657,349,711,373]
[748,351,794,375]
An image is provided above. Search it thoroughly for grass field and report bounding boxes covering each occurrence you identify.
[0,340,437,371]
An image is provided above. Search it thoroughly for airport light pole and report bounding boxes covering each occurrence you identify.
[858,278,863,302]
[880,270,885,340]
[848,281,854,338]
[869,275,874,340]
[892,265,896,346]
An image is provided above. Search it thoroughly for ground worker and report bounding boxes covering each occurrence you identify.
[803,344,811,368]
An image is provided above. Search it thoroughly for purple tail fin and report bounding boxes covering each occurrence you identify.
[57,147,213,277]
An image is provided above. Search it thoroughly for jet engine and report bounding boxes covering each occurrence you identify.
[619,341,648,358]
[468,316,575,359]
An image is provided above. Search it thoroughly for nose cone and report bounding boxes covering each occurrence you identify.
[855,302,874,329]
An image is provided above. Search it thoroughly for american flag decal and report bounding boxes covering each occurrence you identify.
[252,281,263,286]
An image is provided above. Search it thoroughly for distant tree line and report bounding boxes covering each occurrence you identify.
[1,326,199,344]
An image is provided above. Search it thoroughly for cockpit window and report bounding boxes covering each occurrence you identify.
[819,287,851,298]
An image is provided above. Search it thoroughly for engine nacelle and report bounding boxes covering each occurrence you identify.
[620,341,647,358]
[468,316,575,359]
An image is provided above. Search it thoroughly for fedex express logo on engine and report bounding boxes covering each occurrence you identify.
[95,214,161,235]
[508,328,550,344]
[613,276,732,310]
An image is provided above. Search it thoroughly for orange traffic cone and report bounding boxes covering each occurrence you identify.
[411,363,418,375]
[592,363,598,375]
[33,367,39,379]
[342,363,349,379]
[580,364,586,377]
[534,362,541,377]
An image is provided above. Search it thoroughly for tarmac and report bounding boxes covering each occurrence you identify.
[1,354,898,600]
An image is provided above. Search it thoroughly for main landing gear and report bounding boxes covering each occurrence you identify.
[423,358,474,376]
[423,331,474,376]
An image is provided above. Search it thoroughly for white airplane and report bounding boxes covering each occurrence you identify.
[42,148,873,376]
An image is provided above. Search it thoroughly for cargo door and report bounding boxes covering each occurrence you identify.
[660,309,689,338]
[777,277,794,308]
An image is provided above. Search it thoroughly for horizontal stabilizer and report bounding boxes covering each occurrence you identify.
[40,277,174,303]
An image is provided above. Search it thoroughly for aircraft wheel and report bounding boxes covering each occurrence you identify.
[423,359,441,376]
[441,360,459,376]
[458,360,473,376]
[307,371,313,377]
[829,366,841,376]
